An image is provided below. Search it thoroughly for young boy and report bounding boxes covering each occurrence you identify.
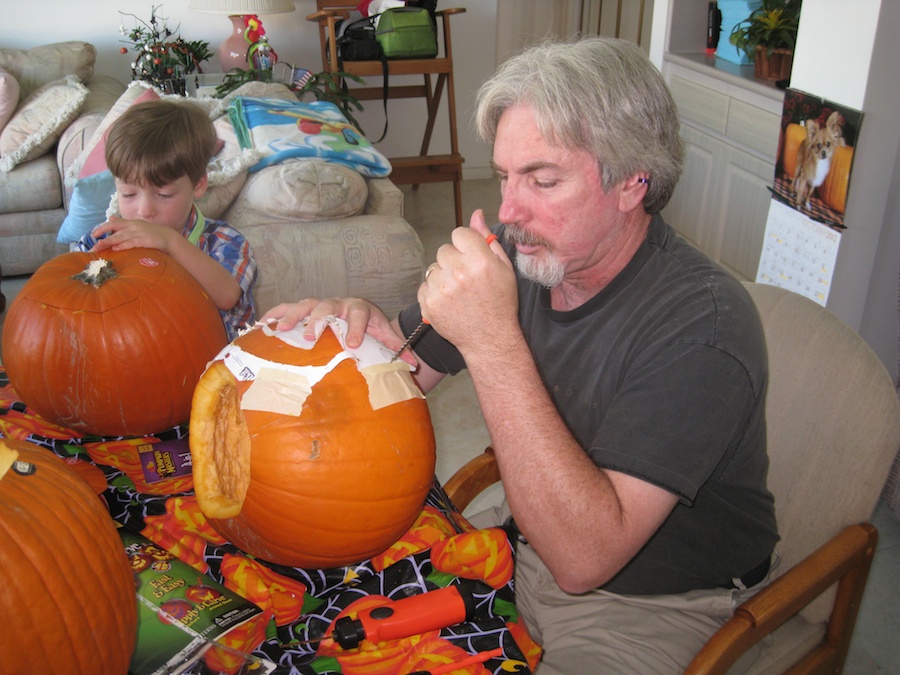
[75,99,256,340]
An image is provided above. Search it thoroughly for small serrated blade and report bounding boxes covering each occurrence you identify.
[390,320,430,362]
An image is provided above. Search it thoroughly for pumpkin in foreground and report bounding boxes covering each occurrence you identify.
[0,438,137,674]
[190,320,436,568]
[1,249,227,437]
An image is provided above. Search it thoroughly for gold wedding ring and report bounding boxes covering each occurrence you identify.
[425,262,439,281]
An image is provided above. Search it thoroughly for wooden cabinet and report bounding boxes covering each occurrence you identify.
[649,0,786,281]
[660,57,783,281]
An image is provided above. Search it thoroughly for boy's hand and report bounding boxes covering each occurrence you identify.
[89,217,174,253]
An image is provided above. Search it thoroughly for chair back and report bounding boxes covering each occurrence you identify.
[745,282,900,622]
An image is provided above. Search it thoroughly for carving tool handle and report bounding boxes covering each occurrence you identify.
[333,584,475,649]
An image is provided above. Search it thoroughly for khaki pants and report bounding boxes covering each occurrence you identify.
[470,504,766,674]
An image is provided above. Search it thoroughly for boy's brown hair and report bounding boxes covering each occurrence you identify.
[105,99,217,187]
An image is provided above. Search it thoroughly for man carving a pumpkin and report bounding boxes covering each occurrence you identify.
[263,38,777,673]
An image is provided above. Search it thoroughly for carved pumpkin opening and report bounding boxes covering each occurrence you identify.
[191,362,252,519]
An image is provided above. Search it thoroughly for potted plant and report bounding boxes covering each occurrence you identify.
[729,0,802,81]
[119,5,212,96]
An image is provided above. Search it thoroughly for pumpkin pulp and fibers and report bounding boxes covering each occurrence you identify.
[191,361,252,519]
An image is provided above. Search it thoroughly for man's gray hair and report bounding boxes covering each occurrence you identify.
[475,37,684,214]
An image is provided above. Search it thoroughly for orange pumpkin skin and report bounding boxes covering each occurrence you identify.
[820,145,853,214]
[1,249,227,437]
[190,324,436,568]
[0,438,137,674]
[781,123,806,179]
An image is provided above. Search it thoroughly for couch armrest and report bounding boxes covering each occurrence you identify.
[56,75,126,207]
[365,177,404,218]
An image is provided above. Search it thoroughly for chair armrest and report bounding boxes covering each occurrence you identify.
[685,522,879,675]
[444,447,500,512]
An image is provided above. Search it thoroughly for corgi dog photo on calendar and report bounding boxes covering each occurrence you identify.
[792,110,845,210]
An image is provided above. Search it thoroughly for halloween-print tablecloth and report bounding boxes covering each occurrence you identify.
[0,368,541,674]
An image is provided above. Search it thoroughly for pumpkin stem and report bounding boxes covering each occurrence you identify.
[72,258,119,287]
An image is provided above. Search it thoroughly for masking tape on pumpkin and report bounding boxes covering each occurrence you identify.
[222,317,423,414]
[0,442,19,480]
[240,367,313,416]
[361,362,425,410]
[234,357,422,414]
[219,346,350,412]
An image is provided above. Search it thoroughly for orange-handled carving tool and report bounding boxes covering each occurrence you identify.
[331,584,475,649]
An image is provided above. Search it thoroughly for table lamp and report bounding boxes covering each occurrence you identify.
[187,0,296,72]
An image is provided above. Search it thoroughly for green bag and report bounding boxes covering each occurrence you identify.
[375,7,438,59]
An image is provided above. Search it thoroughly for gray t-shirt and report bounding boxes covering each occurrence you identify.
[401,215,778,594]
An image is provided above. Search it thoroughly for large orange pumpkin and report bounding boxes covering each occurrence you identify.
[190,321,436,568]
[820,145,853,214]
[1,249,227,437]
[0,438,137,674]
[781,122,807,179]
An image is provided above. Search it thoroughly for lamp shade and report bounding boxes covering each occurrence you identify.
[187,0,296,14]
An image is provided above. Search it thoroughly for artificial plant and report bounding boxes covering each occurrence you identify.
[729,0,802,62]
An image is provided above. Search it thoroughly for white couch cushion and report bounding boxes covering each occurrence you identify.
[0,42,95,99]
[227,160,368,224]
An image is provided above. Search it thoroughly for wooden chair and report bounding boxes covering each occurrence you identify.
[307,1,466,228]
[444,282,900,674]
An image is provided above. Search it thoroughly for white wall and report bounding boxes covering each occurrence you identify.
[649,0,900,375]
[0,0,497,177]
[791,0,900,373]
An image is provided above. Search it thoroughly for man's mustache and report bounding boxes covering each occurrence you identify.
[503,225,551,250]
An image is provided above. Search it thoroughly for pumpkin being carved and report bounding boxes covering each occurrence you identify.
[0,438,137,674]
[189,320,436,568]
[1,249,227,437]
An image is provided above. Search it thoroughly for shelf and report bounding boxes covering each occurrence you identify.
[665,52,785,103]
[663,51,785,120]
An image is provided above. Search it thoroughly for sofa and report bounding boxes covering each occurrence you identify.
[0,42,425,318]
[0,42,121,276]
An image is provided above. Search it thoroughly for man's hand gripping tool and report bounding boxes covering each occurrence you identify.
[391,232,499,362]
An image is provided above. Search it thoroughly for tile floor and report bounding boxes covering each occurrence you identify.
[0,178,896,671]
[398,179,900,674]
